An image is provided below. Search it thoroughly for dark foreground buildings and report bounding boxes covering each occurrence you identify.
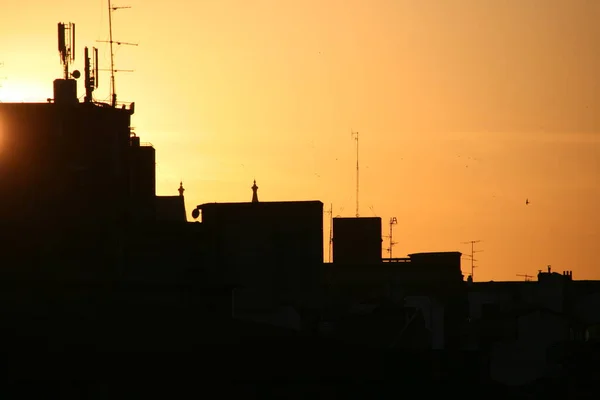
[1,22,599,397]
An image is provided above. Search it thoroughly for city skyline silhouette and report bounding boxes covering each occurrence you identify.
[0,0,599,282]
[0,3,600,396]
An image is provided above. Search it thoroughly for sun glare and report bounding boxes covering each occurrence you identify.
[0,81,51,103]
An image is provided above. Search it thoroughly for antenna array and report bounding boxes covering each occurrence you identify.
[386,217,398,258]
[84,47,99,103]
[97,0,138,107]
[324,204,334,263]
[516,274,533,282]
[57,22,76,79]
[462,240,483,281]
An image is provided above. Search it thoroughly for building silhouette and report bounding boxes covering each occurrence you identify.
[1,20,600,396]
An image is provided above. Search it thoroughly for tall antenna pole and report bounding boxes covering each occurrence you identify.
[328,203,333,263]
[99,1,136,107]
[462,240,483,281]
[351,130,359,217]
[107,0,116,106]
[387,217,398,258]
[516,274,533,282]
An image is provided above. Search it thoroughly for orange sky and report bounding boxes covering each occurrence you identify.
[1,0,599,281]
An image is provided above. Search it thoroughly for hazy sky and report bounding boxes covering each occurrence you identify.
[1,0,599,281]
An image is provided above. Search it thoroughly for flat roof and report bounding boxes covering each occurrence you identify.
[197,200,323,208]
[409,252,462,257]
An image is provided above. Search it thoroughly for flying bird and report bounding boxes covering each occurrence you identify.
[525,199,530,205]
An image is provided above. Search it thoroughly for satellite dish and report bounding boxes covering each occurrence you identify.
[191,208,200,219]
[71,70,81,79]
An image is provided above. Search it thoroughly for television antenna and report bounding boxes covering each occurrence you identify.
[351,130,359,217]
[386,217,398,258]
[96,0,138,107]
[462,240,483,281]
[324,203,333,262]
[516,274,533,282]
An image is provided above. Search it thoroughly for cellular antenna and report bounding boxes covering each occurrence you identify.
[84,47,99,103]
[462,240,483,281]
[58,22,76,79]
[351,130,359,217]
[97,0,138,107]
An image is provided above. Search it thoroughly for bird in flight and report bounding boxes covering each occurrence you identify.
[525,198,530,205]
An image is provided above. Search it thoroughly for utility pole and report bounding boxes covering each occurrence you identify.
[462,240,482,281]
[386,217,398,258]
[351,130,359,217]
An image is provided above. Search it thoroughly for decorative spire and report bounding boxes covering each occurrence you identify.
[178,181,185,197]
[251,179,259,203]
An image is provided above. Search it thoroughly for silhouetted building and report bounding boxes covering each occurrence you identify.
[465,272,600,386]
[0,79,139,274]
[128,135,156,221]
[332,217,382,264]
[0,94,134,229]
[155,182,187,223]
[193,200,323,306]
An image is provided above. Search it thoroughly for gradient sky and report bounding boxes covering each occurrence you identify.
[1,0,599,281]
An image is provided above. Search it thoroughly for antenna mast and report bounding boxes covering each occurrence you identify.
[351,130,359,217]
[386,217,398,258]
[57,22,76,79]
[325,203,333,263]
[84,47,99,103]
[107,0,117,106]
[98,0,137,107]
[516,274,533,282]
[462,240,482,281]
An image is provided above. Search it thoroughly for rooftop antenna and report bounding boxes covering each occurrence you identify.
[58,22,76,79]
[84,47,99,103]
[324,204,333,262]
[97,0,138,107]
[516,274,533,282]
[462,240,482,281]
[386,217,398,258]
[351,130,359,217]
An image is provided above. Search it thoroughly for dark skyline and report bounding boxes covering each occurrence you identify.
[1,1,599,281]
[0,8,600,395]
